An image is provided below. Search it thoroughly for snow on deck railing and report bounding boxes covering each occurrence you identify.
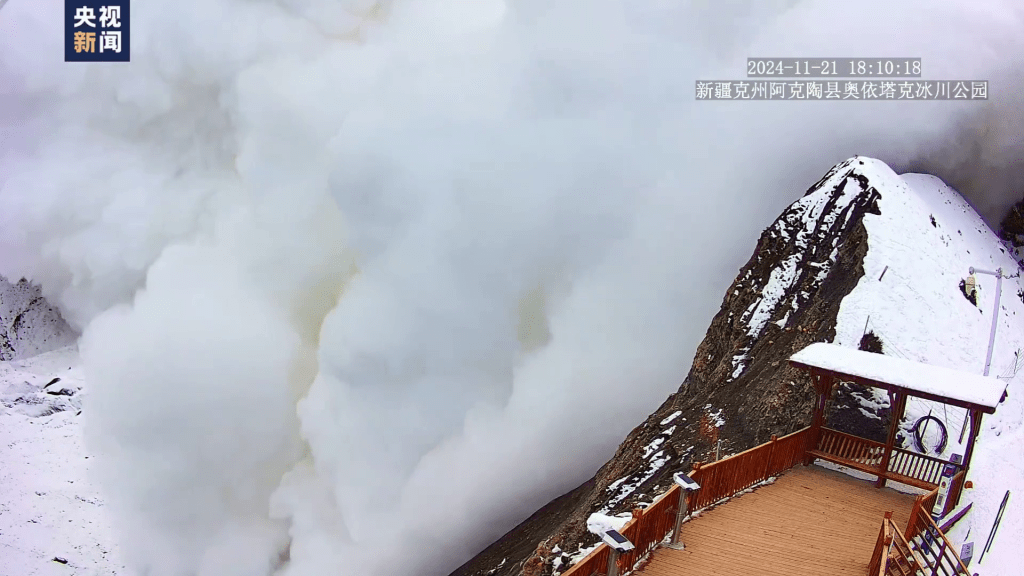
[560,483,680,576]
[561,426,812,576]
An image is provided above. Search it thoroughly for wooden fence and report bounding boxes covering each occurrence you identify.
[888,448,959,489]
[868,512,927,576]
[687,427,811,512]
[869,487,972,576]
[561,426,811,576]
[814,427,885,468]
[943,470,967,518]
[904,508,972,576]
[616,488,680,571]
[562,423,966,576]
[812,427,963,491]
[560,487,678,576]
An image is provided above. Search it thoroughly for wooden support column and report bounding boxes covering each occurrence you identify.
[876,390,907,488]
[804,373,833,465]
[950,409,983,509]
[962,409,983,475]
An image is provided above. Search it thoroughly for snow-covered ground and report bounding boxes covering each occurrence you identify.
[0,346,128,576]
[833,158,1024,573]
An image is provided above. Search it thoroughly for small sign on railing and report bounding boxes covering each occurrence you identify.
[961,542,974,566]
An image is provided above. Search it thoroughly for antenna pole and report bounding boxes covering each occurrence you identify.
[969,267,1004,376]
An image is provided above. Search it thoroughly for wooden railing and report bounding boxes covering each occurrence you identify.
[870,492,973,576]
[812,427,963,492]
[561,426,811,576]
[616,490,681,572]
[908,487,940,538]
[943,470,968,517]
[869,513,928,576]
[562,540,612,576]
[814,427,885,468]
[561,486,680,576]
[688,426,811,512]
[888,448,958,489]
[907,506,973,575]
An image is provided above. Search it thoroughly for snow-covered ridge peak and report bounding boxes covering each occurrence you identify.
[732,157,882,361]
[0,276,77,361]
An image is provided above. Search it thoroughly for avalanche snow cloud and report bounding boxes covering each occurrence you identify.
[2,1,1024,575]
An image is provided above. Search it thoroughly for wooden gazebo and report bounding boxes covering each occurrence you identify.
[789,343,1007,498]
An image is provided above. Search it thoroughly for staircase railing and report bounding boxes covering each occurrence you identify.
[869,494,974,576]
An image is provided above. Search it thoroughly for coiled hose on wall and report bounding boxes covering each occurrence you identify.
[913,414,948,454]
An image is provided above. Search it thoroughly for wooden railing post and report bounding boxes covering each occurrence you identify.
[876,391,907,488]
[881,512,894,576]
[806,374,831,465]
[762,435,778,480]
[868,512,894,576]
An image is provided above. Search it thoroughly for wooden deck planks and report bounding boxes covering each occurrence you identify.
[634,465,917,576]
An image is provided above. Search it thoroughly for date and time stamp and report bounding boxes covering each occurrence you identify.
[698,58,988,101]
[747,58,922,77]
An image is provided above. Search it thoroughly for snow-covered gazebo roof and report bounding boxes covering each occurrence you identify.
[790,343,1007,413]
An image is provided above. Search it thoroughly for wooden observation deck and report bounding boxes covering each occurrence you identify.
[562,344,1007,576]
[635,465,917,576]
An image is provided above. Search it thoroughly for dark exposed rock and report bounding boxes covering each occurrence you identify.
[447,158,894,576]
[999,198,1024,270]
[859,331,883,354]
[999,198,1024,245]
[960,279,979,307]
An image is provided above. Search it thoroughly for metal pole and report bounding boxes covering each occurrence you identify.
[607,549,620,576]
[987,270,1003,375]
[969,267,1003,376]
[671,488,687,545]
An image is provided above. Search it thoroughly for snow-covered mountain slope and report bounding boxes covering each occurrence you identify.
[455,157,1024,576]
[832,158,1024,572]
[0,346,128,576]
[0,277,77,362]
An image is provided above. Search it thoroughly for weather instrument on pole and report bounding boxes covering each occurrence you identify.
[602,529,634,576]
[667,472,702,549]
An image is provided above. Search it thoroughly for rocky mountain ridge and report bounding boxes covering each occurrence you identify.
[448,157,922,576]
[0,276,76,361]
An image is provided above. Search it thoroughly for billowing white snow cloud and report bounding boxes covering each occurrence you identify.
[2,1,1024,575]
